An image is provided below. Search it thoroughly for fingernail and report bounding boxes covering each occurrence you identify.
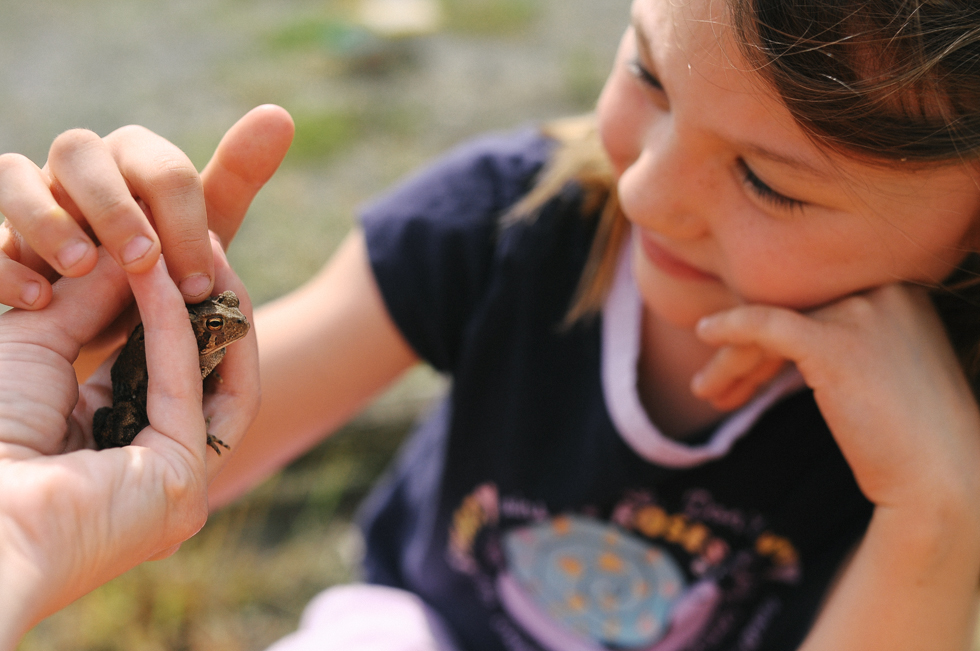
[179,273,212,299]
[56,239,90,270]
[121,235,154,265]
[21,281,41,307]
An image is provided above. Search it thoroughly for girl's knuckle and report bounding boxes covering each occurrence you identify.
[151,155,202,198]
[94,192,137,227]
[166,230,209,259]
[20,205,70,239]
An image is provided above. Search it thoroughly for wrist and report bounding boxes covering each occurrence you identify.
[870,500,980,584]
[869,441,980,535]
[877,467,980,537]
[0,546,48,651]
[800,502,980,651]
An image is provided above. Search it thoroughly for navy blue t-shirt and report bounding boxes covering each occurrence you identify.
[357,128,872,651]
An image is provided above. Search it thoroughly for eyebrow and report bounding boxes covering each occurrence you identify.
[630,14,833,181]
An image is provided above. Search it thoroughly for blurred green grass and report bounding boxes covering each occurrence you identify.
[287,108,362,161]
[443,0,541,35]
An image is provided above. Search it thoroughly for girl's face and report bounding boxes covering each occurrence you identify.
[597,0,980,329]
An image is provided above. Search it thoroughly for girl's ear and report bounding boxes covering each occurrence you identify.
[965,211,980,253]
[964,169,980,252]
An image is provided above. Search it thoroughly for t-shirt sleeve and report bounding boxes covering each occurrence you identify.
[360,128,553,373]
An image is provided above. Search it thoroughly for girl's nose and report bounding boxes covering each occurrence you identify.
[617,133,710,240]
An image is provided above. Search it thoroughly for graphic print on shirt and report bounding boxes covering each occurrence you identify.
[447,483,801,651]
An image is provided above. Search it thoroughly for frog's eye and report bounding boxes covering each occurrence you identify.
[206,316,224,331]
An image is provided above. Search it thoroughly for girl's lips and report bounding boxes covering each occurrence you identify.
[638,232,718,282]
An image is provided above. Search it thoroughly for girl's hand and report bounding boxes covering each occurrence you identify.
[0,104,293,309]
[0,241,258,649]
[695,283,980,512]
[690,342,787,411]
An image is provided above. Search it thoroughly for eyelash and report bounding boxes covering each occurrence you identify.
[737,159,806,212]
[628,57,663,91]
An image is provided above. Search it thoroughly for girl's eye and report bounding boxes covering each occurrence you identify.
[627,57,663,91]
[737,159,806,212]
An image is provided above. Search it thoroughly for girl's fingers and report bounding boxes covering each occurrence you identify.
[691,343,786,410]
[691,345,763,398]
[200,105,294,247]
[706,357,787,411]
[696,304,822,373]
[0,153,99,280]
[103,125,213,302]
[45,129,162,275]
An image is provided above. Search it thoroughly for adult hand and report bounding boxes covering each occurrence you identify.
[0,239,258,650]
[0,104,294,309]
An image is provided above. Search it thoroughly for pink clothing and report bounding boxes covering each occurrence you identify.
[265,584,461,651]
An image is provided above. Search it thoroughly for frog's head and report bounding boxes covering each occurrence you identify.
[187,291,250,356]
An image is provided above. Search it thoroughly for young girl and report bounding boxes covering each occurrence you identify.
[2,0,980,649]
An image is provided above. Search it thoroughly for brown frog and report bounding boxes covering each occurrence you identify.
[93,291,250,454]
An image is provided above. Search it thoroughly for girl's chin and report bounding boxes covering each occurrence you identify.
[631,253,738,330]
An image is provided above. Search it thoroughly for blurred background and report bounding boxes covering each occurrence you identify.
[2,0,628,649]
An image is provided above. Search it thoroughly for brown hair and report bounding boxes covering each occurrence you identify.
[732,0,980,163]
[511,0,980,388]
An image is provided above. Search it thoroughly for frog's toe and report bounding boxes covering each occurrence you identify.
[206,433,231,455]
